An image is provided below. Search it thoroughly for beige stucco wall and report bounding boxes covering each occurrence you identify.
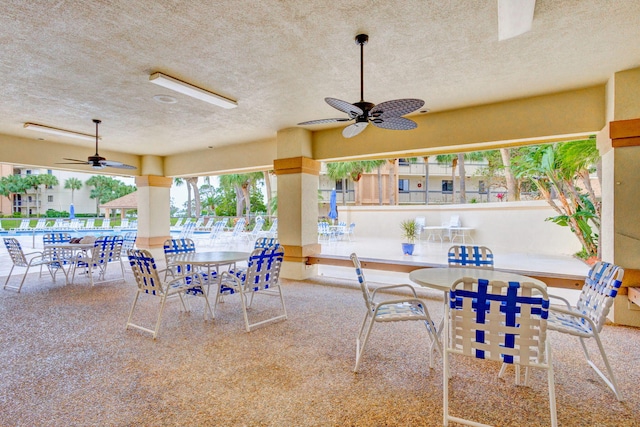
[338,201,582,256]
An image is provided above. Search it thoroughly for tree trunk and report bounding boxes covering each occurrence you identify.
[451,158,458,203]
[341,178,347,205]
[186,177,201,218]
[263,171,272,217]
[387,159,396,205]
[500,148,520,201]
[457,154,466,204]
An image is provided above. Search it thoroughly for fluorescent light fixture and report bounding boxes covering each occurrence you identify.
[498,0,536,41]
[149,72,237,109]
[23,122,96,142]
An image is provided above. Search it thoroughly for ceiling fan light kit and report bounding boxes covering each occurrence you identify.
[298,33,424,138]
[56,119,136,170]
[149,72,237,109]
[23,122,96,142]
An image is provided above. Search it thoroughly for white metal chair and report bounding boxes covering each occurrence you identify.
[126,248,213,339]
[70,236,124,286]
[442,214,461,241]
[3,237,70,292]
[216,246,287,332]
[447,245,494,268]
[547,261,624,401]
[444,277,557,427]
[350,252,441,372]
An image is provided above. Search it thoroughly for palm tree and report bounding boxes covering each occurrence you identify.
[325,162,351,205]
[219,173,263,218]
[185,177,201,218]
[387,159,397,205]
[0,174,29,215]
[511,138,600,258]
[38,174,59,215]
[64,177,82,204]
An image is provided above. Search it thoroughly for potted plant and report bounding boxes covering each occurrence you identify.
[400,219,418,255]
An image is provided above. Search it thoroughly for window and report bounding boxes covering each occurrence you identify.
[398,158,410,166]
[398,179,410,193]
[47,169,53,175]
[479,180,486,194]
[48,195,53,203]
[442,180,453,193]
[25,170,32,175]
[28,196,33,203]
[335,180,347,191]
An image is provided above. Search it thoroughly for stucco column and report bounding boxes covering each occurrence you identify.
[134,156,171,259]
[598,67,640,326]
[274,128,321,280]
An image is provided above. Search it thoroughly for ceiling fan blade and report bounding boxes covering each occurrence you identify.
[57,158,90,165]
[101,160,137,170]
[297,118,352,126]
[370,117,418,130]
[325,98,363,118]
[342,122,368,138]
[370,99,425,119]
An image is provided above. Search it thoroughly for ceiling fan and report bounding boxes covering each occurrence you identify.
[297,34,425,138]
[57,119,136,170]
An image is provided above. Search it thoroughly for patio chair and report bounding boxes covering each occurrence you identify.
[100,218,111,229]
[350,252,441,372]
[11,219,31,231]
[116,219,130,229]
[344,222,356,241]
[221,218,246,242]
[216,246,287,332]
[3,237,70,292]
[162,238,214,282]
[84,218,96,230]
[317,222,332,241]
[170,217,182,231]
[442,214,461,241]
[447,245,494,268]
[70,235,124,286]
[547,261,624,401]
[444,277,556,427]
[120,232,137,270]
[126,249,213,339]
[258,218,278,238]
[195,220,226,246]
[242,217,264,242]
[33,218,48,231]
[178,221,196,239]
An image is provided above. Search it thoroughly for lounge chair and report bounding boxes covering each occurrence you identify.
[100,218,111,229]
[11,219,31,231]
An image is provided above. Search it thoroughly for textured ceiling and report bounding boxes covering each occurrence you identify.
[1,0,639,157]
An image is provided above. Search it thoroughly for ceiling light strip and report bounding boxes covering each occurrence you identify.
[149,72,237,109]
[23,123,96,142]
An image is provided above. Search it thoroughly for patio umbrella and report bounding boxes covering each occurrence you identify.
[69,203,75,219]
[328,189,338,223]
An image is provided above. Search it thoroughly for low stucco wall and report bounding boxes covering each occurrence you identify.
[337,201,583,256]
